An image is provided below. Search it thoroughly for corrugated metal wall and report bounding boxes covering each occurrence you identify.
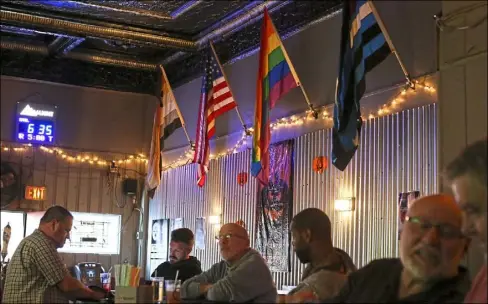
[1,147,145,271]
[147,103,438,286]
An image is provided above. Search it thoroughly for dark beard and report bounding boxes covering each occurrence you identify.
[295,247,311,264]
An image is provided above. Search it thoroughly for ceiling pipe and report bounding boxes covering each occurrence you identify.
[0,24,74,38]
[0,9,196,50]
[1,4,178,37]
[170,0,203,19]
[1,39,157,70]
[28,0,172,20]
[161,0,286,65]
[47,36,85,56]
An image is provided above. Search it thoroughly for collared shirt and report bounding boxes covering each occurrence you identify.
[2,229,69,303]
[325,258,471,303]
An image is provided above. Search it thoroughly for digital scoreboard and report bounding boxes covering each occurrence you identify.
[15,102,57,145]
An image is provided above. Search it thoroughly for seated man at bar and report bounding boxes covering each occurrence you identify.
[324,194,471,303]
[180,223,277,302]
[2,205,105,303]
[151,228,202,282]
[281,208,356,303]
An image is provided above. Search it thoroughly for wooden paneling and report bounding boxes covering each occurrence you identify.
[1,147,145,271]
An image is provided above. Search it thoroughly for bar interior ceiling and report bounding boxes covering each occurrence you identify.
[0,0,342,93]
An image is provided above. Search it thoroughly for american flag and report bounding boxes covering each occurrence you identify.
[193,47,237,187]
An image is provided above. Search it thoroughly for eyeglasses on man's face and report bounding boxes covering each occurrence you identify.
[215,233,247,241]
[405,216,465,239]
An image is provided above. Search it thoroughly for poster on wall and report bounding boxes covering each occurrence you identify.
[255,140,293,272]
[170,218,183,233]
[195,217,205,250]
[149,219,169,276]
[398,191,420,239]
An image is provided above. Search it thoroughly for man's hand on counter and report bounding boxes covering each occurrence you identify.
[89,289,107,301]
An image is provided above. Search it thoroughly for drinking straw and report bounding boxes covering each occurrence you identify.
[114,265,121,287]
[134,267,141,287]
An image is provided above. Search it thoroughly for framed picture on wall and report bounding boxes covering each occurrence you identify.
[149,219,169,276]
[398,191,420,240]
[195,217,205,250]
[170,218,183,233]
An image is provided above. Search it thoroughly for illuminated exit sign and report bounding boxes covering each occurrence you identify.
[24,186,47,201]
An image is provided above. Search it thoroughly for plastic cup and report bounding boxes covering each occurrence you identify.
[165,280,181,304]
[100,272,111,292]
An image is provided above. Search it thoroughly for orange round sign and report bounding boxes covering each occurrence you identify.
[313,156,328,173]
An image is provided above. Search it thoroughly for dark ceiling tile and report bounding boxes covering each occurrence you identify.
[0,0,344,93]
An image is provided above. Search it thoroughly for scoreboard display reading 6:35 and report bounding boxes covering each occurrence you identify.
[15,102,57,145]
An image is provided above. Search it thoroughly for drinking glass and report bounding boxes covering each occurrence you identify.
[151,277,164,302]
[164,279,181,304]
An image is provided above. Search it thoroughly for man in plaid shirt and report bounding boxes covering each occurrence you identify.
[2,206,105,303]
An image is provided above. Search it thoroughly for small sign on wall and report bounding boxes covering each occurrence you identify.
[24,185,47,201]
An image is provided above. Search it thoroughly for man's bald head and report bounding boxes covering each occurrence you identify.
[220,223,249,240]
[408,194,463,225]
[217,223,250,263]
[400,194,468,283]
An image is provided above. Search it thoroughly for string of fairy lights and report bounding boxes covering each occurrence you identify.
[162,80,436,170]
[0,144,148,168]
[1,80,435,171]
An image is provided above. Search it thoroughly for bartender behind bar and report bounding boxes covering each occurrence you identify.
[2,206,105,303]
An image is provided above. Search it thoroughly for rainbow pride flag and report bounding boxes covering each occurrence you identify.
[251,8,299,184]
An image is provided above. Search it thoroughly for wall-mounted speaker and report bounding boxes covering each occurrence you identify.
[122,178,138,196]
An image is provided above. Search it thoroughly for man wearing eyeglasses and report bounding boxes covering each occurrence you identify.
[324,194,471,303]
[180,223,277,302]
[446,138,487,303]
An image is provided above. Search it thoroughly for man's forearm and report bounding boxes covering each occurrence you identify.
[60,276,103,300]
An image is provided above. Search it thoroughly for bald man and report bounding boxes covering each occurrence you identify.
[324,194,471,303]
[180,223,277,302]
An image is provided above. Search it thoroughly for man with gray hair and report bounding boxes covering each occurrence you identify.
[3,206,105,303]
[445,138,487,303]
[180,223,276,302]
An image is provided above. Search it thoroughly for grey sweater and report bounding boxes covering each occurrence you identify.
[180,248,277,303]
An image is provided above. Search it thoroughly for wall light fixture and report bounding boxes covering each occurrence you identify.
[334,198,355,212]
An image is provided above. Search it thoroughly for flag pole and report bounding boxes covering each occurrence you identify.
[268,14,319,119]
[367,1,412,86]
[159,65,193,145]
[209,42,249,133]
